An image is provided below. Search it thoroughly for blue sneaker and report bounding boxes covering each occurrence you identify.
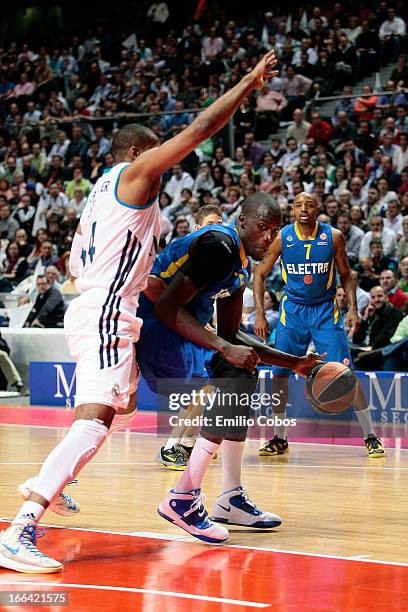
[158,489,229,544]
[212,487,282,528]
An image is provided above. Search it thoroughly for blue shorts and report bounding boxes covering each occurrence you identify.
[273,297,352,376]
[137,295,214,394]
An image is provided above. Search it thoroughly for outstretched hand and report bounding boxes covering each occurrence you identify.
[251,50,279,89]
[294,352,327,378]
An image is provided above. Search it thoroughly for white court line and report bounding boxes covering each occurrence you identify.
[1,461,408,471]
[2,423,408,444]
[0,520,407,568]
[0,581,268,608]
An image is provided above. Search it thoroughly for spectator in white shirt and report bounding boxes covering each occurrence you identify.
[393,133,408,174]
[278,137,300,173]
[163,164,194,206]
[384,199,404,239]
[379,7,406,61]
[47,131,71,163]
[359,215,397,259]
[202,27,224,58]
[193,161,215,195]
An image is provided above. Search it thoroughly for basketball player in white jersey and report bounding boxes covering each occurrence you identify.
[0,50,279,573]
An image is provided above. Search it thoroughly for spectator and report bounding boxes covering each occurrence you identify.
[379,6,406,62]
[0,204,19,240]
[308,111,333,144]
[15,228,32,258]
[337,212,364,266]
[359,215,397,259]
[29,239,58,272]
[64,124,88,164]
[359,238,398,291]
[25,274,64,328]
[163,164,194,206]
[354,85,378,121]
[68,186,87,215]
[384,198,404,238]
[45,265,63,291]
[391,55,408,88]
[192,162,214,195]
[47,131,71,163]
[393,133,408,173]
[352,285,404,369]
[12,194,36,235]
[242,132,264,168]
[170,217,190,242]
[281,66,312,117]
[0,333,24,393]
[398,256,408,293]
[255,85,287,137]
[380,269,408,309]
[65,167,91,199]
[13,72,35,98]
[0,241,28,291]
[286,108,311,144]
[397,218,408,260]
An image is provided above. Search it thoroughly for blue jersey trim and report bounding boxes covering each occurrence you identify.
[114,165,157,209]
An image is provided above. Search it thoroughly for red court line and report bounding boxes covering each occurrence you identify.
[1,523,408,611]
[0,405,156,432]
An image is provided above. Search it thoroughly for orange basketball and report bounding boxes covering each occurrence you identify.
[305,362,358,415]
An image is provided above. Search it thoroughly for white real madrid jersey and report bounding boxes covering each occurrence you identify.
[74,162,160,303]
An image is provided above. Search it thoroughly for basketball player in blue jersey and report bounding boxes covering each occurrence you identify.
[137,192,323,543]
[254,192,384,458]
[153,204,223,469]
[0,50,285,572]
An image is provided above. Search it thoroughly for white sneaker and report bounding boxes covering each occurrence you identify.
[0,518,62,573]
[212,487,282,528]
[18,476,80,517]
[158,488,229,544]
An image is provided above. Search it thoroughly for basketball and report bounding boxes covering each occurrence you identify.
[305,362,358,415]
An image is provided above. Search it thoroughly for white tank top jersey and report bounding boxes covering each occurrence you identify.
[75,162,161,307]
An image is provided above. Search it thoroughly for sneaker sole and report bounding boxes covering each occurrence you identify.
[157,508,229,544]
[258,449,288,456]
[17,485,79,517]
[368,452,385,458]
[0,551,62,574]
[155,457,187,470]
[212,517,282,529]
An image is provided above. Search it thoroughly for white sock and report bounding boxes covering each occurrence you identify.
[175,436,219,493]
[12,500,46,525]
[220,440,245,495]
[274,414,287,439]
[180,435,195,448]
[29,419,108,504]
[164,437,179,451]
[355,408,375,438]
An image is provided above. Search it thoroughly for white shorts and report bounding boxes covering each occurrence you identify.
[64,291,141,411]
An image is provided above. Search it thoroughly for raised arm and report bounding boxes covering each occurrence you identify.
[333,228,359,335]
[253,232,282,341]
[121,51,278,190]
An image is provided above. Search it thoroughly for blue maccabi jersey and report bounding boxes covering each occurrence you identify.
[280,221,336,305]
[151,224,250,324]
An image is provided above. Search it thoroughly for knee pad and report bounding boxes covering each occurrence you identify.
[70,419,108,478]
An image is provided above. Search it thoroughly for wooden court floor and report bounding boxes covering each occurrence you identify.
[0,417,408,610]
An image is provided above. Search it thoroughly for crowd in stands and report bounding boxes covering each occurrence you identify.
[0,2,407,369]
